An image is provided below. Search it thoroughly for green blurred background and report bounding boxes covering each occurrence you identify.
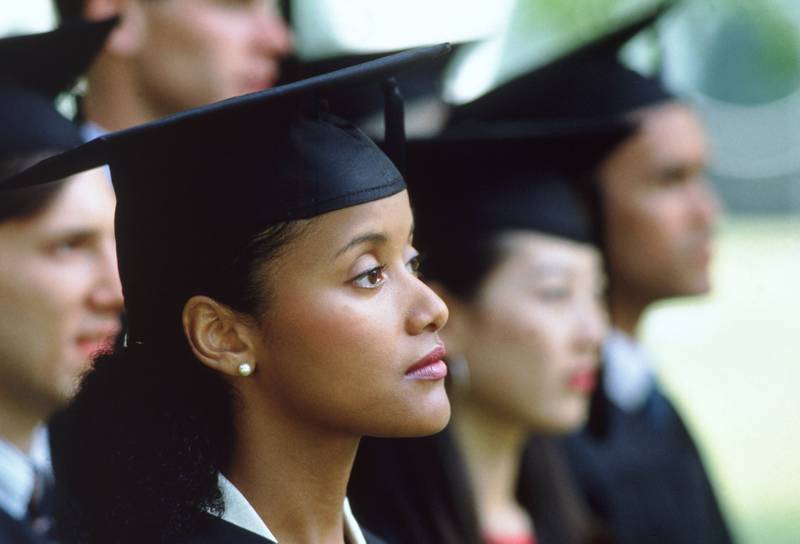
[2,1,798,541]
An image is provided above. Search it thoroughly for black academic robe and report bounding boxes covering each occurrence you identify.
[562,384,734,544]
[0,508,51,544]
[173,513,388,544]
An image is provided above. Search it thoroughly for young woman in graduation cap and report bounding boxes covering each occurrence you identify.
[0,19,122,543]
[346,98,633,544]
[3,46,453,543]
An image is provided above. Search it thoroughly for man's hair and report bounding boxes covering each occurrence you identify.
[53,0,84,21]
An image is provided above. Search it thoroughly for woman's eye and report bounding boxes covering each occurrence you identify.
[352,266,386,289]
[536,286,571,302]
[406,254,422,277]
[50,236,87,257]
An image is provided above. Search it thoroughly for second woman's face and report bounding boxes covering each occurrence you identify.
[249,190,451,437]
[452,232,607,433]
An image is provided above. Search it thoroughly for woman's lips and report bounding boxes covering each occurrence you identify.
[405,345,448,381]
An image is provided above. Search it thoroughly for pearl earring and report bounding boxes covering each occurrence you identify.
[237,362,254,377]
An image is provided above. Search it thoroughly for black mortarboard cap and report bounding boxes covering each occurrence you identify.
[2,44,450,342]
[0,18,117,163]
[451,1,674,128]
[413,2,671,252]
[406,121,632,249]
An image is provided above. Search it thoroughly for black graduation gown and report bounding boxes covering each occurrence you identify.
[0,508,50,544]
[562,384,734,544]
[173,513,389,544]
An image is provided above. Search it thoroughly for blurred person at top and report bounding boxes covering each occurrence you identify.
[451,2,730,541]
[53,0,292,137]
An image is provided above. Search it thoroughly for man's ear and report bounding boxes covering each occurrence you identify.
[182,296,259,378]
[84,0,147,57]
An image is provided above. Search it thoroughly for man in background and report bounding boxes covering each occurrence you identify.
[565,89,732,544]
[54,0,292,135]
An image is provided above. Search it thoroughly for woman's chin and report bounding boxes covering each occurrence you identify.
[369,388,452,438]
[412,399,452,436]
[527,403,590,435]
[409,386,452,435]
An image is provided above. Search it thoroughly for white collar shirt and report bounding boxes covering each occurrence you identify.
[217,474,367,544]
[602,329,657,412]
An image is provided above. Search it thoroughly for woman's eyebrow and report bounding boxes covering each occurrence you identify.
[529,262,572,278]
[335,232,388,258]
[45,226,99,243]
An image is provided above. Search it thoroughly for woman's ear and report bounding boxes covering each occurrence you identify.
[182,296,259,378]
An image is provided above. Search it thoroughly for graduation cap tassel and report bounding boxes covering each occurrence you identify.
[382,77,406,173]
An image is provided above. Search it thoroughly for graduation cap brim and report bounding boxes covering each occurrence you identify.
[0,17,117,99]
[451,0,676,125]
[1,43,451,192]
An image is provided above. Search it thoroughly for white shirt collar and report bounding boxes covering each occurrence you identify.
[217,474,277,542]
[217,474,367,544]
[343,498,368,544]
[29,427,52,474]
[0,438,36,520]
[602,329,656,412]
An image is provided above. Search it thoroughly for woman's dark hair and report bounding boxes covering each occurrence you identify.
[416,228,508,302]
[49,220,309,544]
[349,432,612,544]
[0,153,66,223]
[53,0,84,22]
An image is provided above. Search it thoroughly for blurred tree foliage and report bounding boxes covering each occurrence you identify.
[701,3,800,103]
[504,0,800,104]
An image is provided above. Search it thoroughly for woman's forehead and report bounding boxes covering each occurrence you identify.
[287,191,413,261]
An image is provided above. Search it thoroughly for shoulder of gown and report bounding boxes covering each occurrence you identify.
[562,381,734,544]
[0,507,50,544]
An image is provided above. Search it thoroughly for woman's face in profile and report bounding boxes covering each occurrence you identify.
[449,231,607,433]
[247,190,451,437]
[0,169,123,414]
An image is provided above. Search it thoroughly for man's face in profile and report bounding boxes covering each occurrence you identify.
[600,102,720,303]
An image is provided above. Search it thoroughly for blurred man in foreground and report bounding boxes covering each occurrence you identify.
[0,19,123,541]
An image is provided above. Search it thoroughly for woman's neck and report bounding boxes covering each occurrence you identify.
[451,398,533,537]
[227,397,360,544]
